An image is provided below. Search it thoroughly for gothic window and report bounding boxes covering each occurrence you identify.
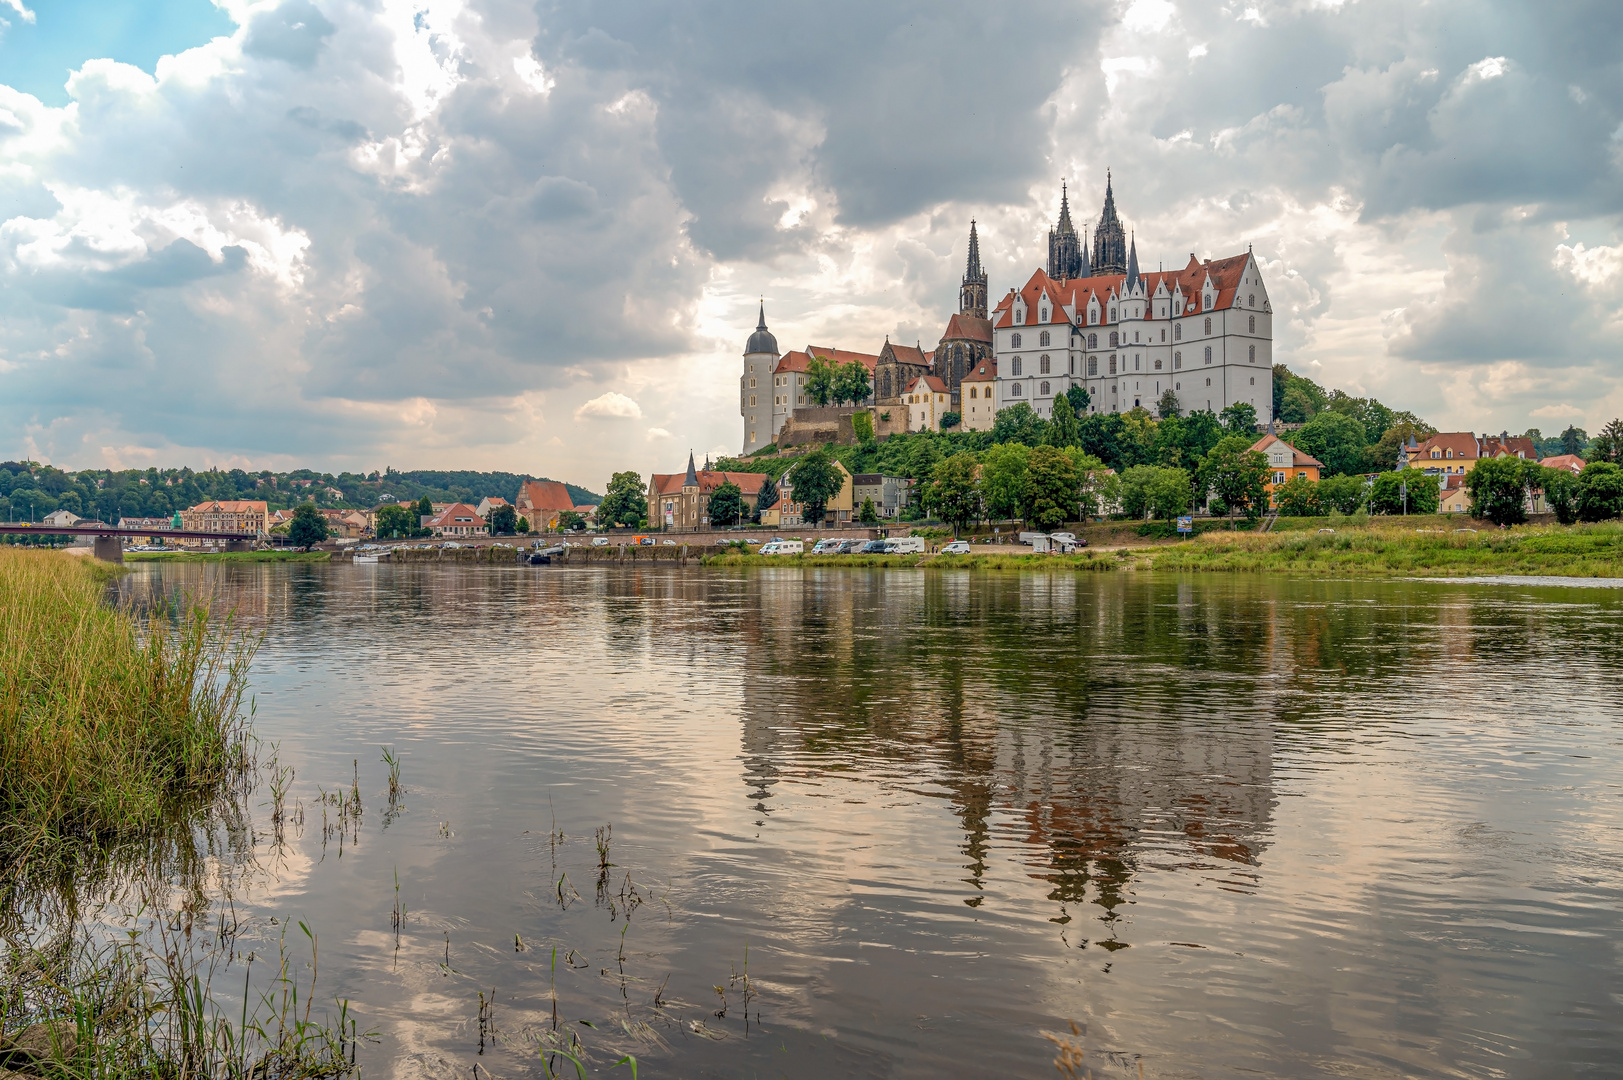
[1011,357,1023,376]
[1108,355,1117,375]
[1174,324,1182,341]
[1249,315,1256,333]
[1088,333,1098,348]
[1040,308,1048,322]
[1249,345,1256,362]
[1040,382,1050,396]
[1039,355,1051,374]
[1153,359,1162,370]
[1109,331,1118,348]
[1011,333,1022,348]
[1039,331,1051,346]
[969,387,977,399]
[1174,351,1182,369]
[1204,317,1212,335]
[1088,357,1098,376]
[1204,346,1212,364]
[1011,383,1023,396]
[1110,307,1117,321]
[1160,328,1166,342]
[1249,295,1255,308]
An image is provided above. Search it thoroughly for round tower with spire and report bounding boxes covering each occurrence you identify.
[740,301,780,456]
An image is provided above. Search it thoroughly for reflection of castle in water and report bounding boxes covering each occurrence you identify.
[737,572,1277,944]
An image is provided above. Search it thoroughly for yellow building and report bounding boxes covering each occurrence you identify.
[761,459,854,527]
[960,360,998,431]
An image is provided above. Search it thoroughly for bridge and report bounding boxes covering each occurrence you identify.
[0,523,260,562]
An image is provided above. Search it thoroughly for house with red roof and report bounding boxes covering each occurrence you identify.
[426,503,486,538]
[646,453,772,531]
[1249,433,1322,507]
[960,359,998,431]
[515,480,576,532]
[905,374,951,432]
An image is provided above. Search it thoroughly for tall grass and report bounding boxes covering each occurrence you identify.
[0,549,257,862]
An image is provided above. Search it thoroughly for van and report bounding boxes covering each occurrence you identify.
[760,540,804,555]
[591,536,610,546]
[882,537,926,554]
[1017,531,1047,545]
[811,538,845,554]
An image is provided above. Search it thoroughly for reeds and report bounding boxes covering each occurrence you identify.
[0,550,258,865]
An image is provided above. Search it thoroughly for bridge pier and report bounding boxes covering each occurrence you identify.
[225,539,253,552]
[92,535,124,564]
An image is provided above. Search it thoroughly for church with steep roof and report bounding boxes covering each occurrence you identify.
[736,177,1272,452]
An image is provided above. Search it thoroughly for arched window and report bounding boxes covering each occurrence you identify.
[1088,333,1098,348]
[1040,308,1048,322]
[1011,356,1022,376]
[1109,331,1119,347]
[1249,345,1256,362]
[1249,377,1255,385]
[1088,357,1098,376]
[1110,306,1117,321]
[1204,346,1212,364]
[1011,383,1023,396]
[1108,355,1117,375]
[1016,309,1024,325]
[1174,324,1182,341]
[1039,331,1050,346]
[1040,382,1050,396]
[1011,333,1022,348]
[1204,317,1212,335]
[1153,359,1163,370]
[1249,315,1256,333]
[1205,378,1211,387]
[1249,295,1255,308]
[1174,351,1182,369]
[1039,355,1051,374]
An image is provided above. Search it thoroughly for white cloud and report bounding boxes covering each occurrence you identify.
[1,0,35,24]
[1466,56,1509,82]
[575,392,643,420]
[646,427,673,440]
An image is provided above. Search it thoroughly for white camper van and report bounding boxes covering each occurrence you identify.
[759,539,804,555]
[882,537,927,554]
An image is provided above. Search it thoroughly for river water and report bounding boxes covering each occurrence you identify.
[108,563,1623,1078]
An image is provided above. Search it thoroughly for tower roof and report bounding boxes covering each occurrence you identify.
[744,301,778,356]
[684,451,699,486]
[966,219,984,279]
[1126,232,1139,289]
[1056,182,1076,236]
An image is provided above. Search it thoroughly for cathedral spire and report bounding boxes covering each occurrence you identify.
[684,451,699,487]
[960,219,988,318]
[1047,182,1084,280]
[1091,169,1128,277]
[1126,231,1140,290]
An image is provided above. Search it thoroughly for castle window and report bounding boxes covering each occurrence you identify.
[1249,344,1256,362]
[1088,357,1098,376]
[1154,359,1163,370]
[1039,331,1050,346]
[1249,377,1255,385]
[1134,331,1140,343]
[1160,328,1166,342]
[1249,315,1256,333]
[749,395,756,407]
[1040,382,1050,396]
[1069,357,1075,374]
[969,387,977,399]
[1039,355,1051,374]
[1249,295,1255,308]
[1012,356,1023,376]
[1204,346,1212,364]
[1011,333,1022,348]
[1174,351,1182,369]
[1011,383,1023,396]
[1088,333,1098,348]
[1109,355,1117,375]
[749,378,756,388]
[1110,306,1117,321]
[1206,378,1211,387]
[1040,308,1048,322]
[1174,324,1182,341]
[1016,310,1024,325]
[1109,331,1118,348]
[1204,317,1212,335]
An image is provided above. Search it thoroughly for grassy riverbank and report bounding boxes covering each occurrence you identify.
[0,549,257,853]
[125,550,330,563]
[702,521,1623,578]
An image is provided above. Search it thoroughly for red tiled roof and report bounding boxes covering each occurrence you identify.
[884,342,931,367]
[992,254,1259,328]
[961,360,997,382]
[187,500,269,514]
[805,346,881,372]
[1411,433,1483,462]
[1250,433,1323,469]
[651,469,771,497]
[518,480,576,514]
[940,313,993,344]
[905,374,949,394]
[1540,454,1586,474]
[1482,435,1538,460]
[427,503,485,527]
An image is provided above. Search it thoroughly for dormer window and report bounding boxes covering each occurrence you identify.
[1040,308,1049,322]
[1110,306,1117,321]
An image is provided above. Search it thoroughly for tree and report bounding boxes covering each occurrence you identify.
[851,410,875,441]
[1541,467,1580,525]
[488,504,519,535]
[289,503,329,550]
[858,497,879,524]
[1026,445,1080,529]
[979,442,1030,523]
[1316,473,1368,515]
[1198,436,1270,525]
[1588,418,1623,464]
[1045,392,1081,448]
[1063,449,1110,519]
[1368,470,1438,515]
[414,495,434,521]
[707,481,745,528]
[1118,465,1192,521]
[1152,410,1223,472]
[1274,475,1321,517]
[375,503,416,538]
[1465,456,1533,527]
[1065,385,1091,415]
[834,360,873,405]
[1293,411,1368,476]
[518,516,532,533]
[804,354,837,406]
[1219,402,1258,437]
[990,402,1048,447]
[756,474,779,515]
[788,448,844,525]
[596,470,646,528]
[924,452,981,534]
[1156,389,1182,419]
[1560,425,1589,457]
[1577,462,1623,521]
[940,411,962,430]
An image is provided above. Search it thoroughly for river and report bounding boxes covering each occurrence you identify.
[107,562,1623,1078]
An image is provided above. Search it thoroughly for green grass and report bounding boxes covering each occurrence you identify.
[125,550,330,563]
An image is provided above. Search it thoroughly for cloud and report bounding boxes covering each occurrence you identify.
[575,392,642,420]
[646,427,672,440]
[1,0,34,24]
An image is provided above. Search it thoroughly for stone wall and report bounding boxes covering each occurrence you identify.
[776,406,859,448]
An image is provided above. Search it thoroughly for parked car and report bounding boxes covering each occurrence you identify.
[836,539,865,553]
[940,540,971,555]
[591,536,610,546]
[662,539,676,546]
[811,538,845,554]
[859,540,890,554]
[743,538,762,545]
[759,540,805,555]
[882,537,927,554]
[637,536,655,546]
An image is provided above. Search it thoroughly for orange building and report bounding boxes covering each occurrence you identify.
[1249,434,1322,506]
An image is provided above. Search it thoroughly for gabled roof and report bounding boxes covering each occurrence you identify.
[187,499,269,514]
[774,349,815,373]
[517,480,576,514]
[805,346,881,372]
[991,253,1259,328]
[650,470,771,497]
[961,360,997,383]
[1481,434,1538,460]
[939,313,993,344]
[1410,433,1483,461]
[1249,433,1323,469]
[905,374,949,394]
[427,503,485,527]
[1540,454,1586,474]
[883,342,932,367]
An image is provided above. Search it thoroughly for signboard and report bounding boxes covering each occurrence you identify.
[1176,516,1193,535]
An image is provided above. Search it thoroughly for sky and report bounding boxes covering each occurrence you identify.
[2,0,1621,489]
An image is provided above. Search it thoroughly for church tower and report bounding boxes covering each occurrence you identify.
[960,220,988,319]
[1046,183,1085,281]
[1091,171,1128,276]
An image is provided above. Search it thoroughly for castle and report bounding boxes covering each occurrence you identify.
[738,177,1273,453]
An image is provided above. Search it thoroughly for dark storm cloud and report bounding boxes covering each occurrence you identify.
[244,0,337,68]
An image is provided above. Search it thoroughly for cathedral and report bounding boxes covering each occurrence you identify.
[737,176,1273,453]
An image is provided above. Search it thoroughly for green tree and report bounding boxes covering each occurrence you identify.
[1369,470,1438,515]
[518,516,532,533]
[1273,475,1321,517]
[487,504,519,535]
[1465,456,1534,527]
[804,354,838,406]
[940,411,962,430]
[1152,410,1224,472]
[1293,411,1368,476]
[1065,385,1091,415]
[990,402,1048,447]
[1577,461,1623,521]
[979,442,1030,523]
[1062,449,1109,519]
[1198,436,1270,525]
[756,475,780,513]
[1118,465,1192,521]
[1046,392,1081,448]
[788,448,844,525]
[415,495,434,521]
[1541,468,1580,525]
[1316,473,1368,515]
[1219,402,1258,437]
[1155,389,1182,419]
[596,470,646,528]
[707,481,745,528]
[858,497,879,524]
[375,503,416,538]
[851,410,875,441]
[1587,418,1623,464]
[1026,445,1080,529]
[834,360,873,405]
[924,452,981,534]
[1560,425,1588,457]
[289,503,329,550]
